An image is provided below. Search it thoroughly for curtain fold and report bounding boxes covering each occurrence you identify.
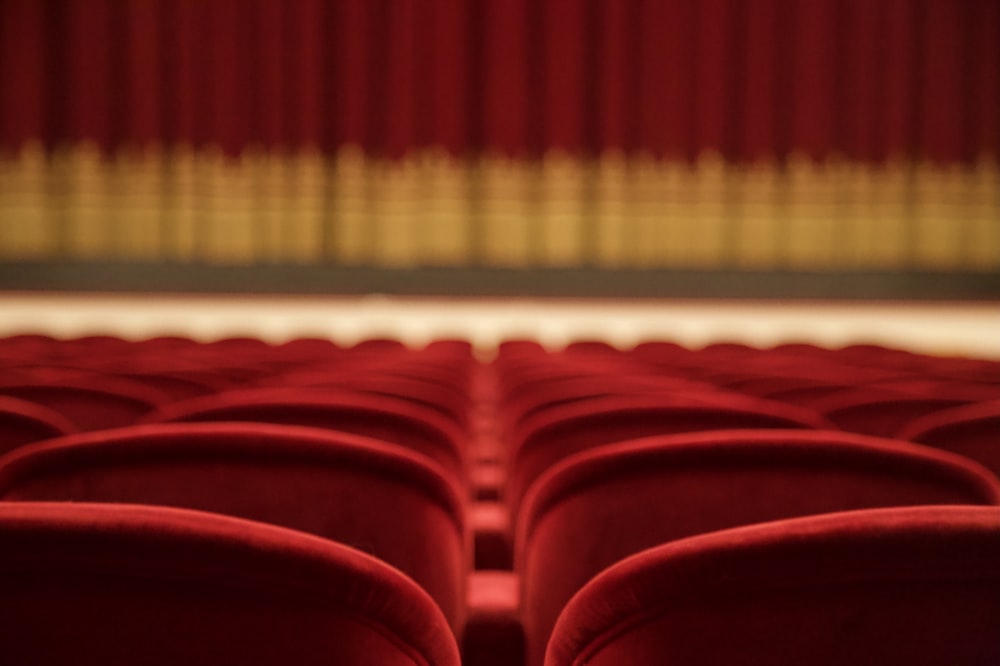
[0,0,997,270]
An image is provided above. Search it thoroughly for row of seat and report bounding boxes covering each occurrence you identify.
[480,341,1000,665]
[0,334,998,665]
[1,421,998,665]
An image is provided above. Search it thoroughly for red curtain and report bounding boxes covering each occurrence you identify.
[2,0,996,163]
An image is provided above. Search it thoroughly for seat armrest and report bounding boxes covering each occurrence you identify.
[471,501,513,570]
[463,571,524,666]
[470,462,505,501]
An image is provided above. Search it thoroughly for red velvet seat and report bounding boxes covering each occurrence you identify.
[727,375,850,399]
[0,422,468,629]
[820,390,975,438]
[0,377,169,431]
[260,371,471,429]
[140,388,467,481]
[546,506,1000,666]
[329,352,471,394]
[0,395,76,454]
[471,396,833,572]
[0,502,460,666]
[762,381,856,408]
[507,395,832,513]
[500,375,712,436]
[518,430,1000,666]
[105,369,232,401]
[868,378,1000,402]
[900,400,1000,480]
[274,336,342,358]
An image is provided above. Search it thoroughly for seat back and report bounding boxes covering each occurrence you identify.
[0,378,168,431]
[900,400,1000,480]
[141,388,467,481]
[261,372,470,429]
[0,502,460,666]
[821,391,975,438]
[0,396,76,454]
[518,430,1000,666]
[0,422,468,629]
[509,396,831,511]
[546,506,1000,666]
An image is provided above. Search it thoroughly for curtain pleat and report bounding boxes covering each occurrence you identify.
[0,0,996,270]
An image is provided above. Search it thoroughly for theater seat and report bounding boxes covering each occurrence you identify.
[816,389,973,438]
[0,502,460,666]
[546,506,1000,666]
[508,395,832,513]
[517,430,1000,666]
[0,422,467,630]
[260,372,471,429]
[141,388,467,482]
[0,396,76,454]
[900,400,1000,480]
[0,377,169,431]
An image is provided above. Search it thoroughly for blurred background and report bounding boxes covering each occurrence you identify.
[0,0,997,350]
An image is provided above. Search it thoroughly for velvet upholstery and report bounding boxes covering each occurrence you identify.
[259,372,470,429]
[763,381,857,408]
[111,370,233,401]
[900,400,1000,480]
[141,388,467,481]
[821,391,976,438]
[0,395,76,453]
[463,571,526,666]
[0,422,468,629]
[0,502,460,666]
[500,375,713,435]
[0,377,168,431]
[518,429,1000,666]
[546,506,1000,666]
[508,396,832,512]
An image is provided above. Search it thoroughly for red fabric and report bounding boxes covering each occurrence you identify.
[546,506,1000,666]
[918,0,968,163]
[968,0,1000,158]
[110,371,228,401]
[541,0,589,154]
[141,388,467,480]
[160,0,198,146]
[593,0,636,154]
[250,0,285,148]
[0,502,460,666]
[0,377,169,432]
[286,0,326,151]
[819,391,977,439]
[329,0,371,149]
[0,396,76,454]
[382,0,418,159]
[900,401,1000,481]
[692,0,738,158]
[480,0,530,156]
[517,429,1000,666]
[0,0,46,149]
[880,0,920,160]
[463,571,525,666]
[0,0,993,162]
[738,0,781,161]
[509,395,832,511]
[425,0,472,155]
[788,0,839,161]
[120,0,162,147]
[500,375,707,434]
[260,372,470,428]
[60,0,115,152]
[471,500,513,571]
[0,422,468,629]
